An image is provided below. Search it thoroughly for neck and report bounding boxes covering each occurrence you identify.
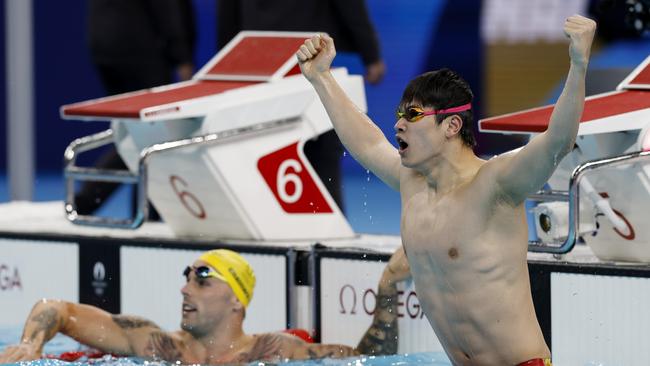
[418,142,483,195]
[185,316,250,363]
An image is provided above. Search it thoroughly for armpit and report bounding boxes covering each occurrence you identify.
[143,331,184,362]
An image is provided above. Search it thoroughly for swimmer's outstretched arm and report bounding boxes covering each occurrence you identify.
[492,15,596,205]
[297,34,401,191]
[0,299,164,362]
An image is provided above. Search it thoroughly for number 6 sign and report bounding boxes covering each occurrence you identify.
[258,142,333,214]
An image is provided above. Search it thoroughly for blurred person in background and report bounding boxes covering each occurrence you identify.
[75,0,196,219]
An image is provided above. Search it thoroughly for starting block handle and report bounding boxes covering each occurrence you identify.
[527,149,650,254]
[136,116,302,225]
[64,117,302,230]
[64,129,146,229]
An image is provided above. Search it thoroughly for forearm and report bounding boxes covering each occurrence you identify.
[546,61,588,156]
[355,280,399,355]
[310,72,387,164]
[19,300,69,352]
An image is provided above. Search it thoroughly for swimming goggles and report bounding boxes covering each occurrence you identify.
[183,265,227,282]
[396,103,472,122]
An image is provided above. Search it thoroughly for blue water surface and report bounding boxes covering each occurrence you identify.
[0,354,453,366]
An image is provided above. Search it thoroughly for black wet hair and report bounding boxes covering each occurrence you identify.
[399,68,476,148]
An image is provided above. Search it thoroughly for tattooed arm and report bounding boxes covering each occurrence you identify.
[276,247,411,362]
[246,333,358,362]
[355,246,410,355]
[0,299,163,363]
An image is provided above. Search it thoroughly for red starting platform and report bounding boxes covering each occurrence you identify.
[59,31,365,242]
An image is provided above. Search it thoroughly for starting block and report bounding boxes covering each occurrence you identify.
[479,56,650,261]
[60,31,364,241]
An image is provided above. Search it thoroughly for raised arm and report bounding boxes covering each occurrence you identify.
[285,247,411,361]
[0,299,162,363]
[297,34,401,191]
[494,15,596,205]
[356,246,410,355]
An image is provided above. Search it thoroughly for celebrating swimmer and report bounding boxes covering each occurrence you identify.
[0,248,410,364]
[296,15,596,366]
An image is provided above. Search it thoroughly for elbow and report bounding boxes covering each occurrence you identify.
[545,134,576,167]
[33,299,69,329]
[559,139,577,162]
[33,298,65,312]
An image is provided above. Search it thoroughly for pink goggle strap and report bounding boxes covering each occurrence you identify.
[436,103,472,114]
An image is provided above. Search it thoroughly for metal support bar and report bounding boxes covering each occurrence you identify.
[63,129,141,228]
[528,150,650,254]
[64,116,301,229]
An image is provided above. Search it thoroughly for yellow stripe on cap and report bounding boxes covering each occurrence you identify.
[199,249,256,307]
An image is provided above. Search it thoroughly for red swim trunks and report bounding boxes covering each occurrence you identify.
[517,359,552,366]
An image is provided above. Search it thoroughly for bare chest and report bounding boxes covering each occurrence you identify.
[401,194,484,258]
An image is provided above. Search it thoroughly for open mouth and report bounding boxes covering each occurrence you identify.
[396,136,409,152]
[182,303,197,313]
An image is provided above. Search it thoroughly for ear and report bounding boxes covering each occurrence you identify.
[231,296,245,313]
[444,115,463,139]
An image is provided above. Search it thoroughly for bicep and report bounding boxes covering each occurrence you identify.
[495,132,564,204]
[354,140,401,191]
[64,305,158,356]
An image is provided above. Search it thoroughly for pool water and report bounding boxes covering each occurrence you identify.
[0,354,453,366]
[1,328,452,366]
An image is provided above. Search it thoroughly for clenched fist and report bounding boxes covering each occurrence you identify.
[296,34,337,82]
[564,15,597,67]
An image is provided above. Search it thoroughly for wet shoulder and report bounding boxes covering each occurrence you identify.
[140,330,187,363]
[233,332,302,363]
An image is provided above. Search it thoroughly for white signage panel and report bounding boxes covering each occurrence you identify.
[552,272,650,366]
[0,239,78,327]
[121,246,286,333]
[320,257,441,354]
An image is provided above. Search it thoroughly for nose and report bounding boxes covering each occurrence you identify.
[181,281,191,296]
[394,118,406,132]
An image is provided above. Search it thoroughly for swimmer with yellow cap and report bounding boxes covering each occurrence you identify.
[0,247,411,365]
[195,249,255,307]
[180,249,256,339]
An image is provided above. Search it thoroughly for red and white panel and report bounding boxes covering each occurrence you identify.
[141,70,362,241]
[146,122,354,240]
[479,90,650,135]
[617,55,650,90]
[60,80,260,121]
[195,31,315,82]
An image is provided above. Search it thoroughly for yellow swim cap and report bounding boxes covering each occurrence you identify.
[199,249,256,307]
